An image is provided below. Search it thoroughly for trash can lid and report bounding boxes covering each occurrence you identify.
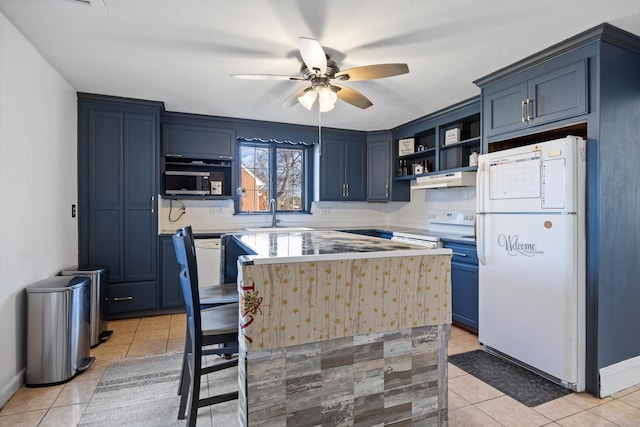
[26,276,90,293]
[60,265,108,274]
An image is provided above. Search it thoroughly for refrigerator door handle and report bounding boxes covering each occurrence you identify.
[476,160,486,214]
[476,160,486,265]
[477,213,485,265]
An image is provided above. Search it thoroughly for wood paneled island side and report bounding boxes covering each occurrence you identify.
[233,230,452,426]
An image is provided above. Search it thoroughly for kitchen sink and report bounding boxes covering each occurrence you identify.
[244,226,313,232]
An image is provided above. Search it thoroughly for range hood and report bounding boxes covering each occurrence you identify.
[411,171,476,189]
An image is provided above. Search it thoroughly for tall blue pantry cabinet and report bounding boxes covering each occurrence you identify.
[78,94,162,318]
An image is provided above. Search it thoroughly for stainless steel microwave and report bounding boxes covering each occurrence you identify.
[164,170,211,195]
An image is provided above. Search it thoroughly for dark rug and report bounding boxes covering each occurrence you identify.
[448,350,572,407]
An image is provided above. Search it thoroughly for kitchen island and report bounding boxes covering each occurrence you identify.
[233,230,453,426]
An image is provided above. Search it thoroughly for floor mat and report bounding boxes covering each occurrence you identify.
[448,350,572,407]
[78,352,185,426]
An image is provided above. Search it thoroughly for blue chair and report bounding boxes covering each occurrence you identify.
[172,228,238,426]
[182,225,237,307]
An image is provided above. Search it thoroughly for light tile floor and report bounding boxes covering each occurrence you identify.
[1,315,639,426]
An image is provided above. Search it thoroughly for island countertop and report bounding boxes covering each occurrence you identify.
[233,229,451,264]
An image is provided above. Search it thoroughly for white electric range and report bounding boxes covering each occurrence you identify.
[391,210,476,248]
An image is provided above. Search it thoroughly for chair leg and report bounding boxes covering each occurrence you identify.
[186,350,202,427]
[177,327,190,397]
[178,327,193,419]
[177,355,191,420]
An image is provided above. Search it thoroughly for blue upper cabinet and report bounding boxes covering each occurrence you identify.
[367,138,391,201]
[480,57,588,140]
[163,123,235,160]
[367,131,409,202]
[320,133,367,201]
[482,81,528,136]
[160,113,236,199]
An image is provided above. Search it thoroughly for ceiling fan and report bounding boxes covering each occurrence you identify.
[231,37,409,112]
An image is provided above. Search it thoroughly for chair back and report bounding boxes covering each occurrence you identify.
[172,228,202,348]
[182,225,200,281]
[178,225,201,287]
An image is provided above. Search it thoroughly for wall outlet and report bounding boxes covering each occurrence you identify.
[71,204,76,218]
[210,207,222,215]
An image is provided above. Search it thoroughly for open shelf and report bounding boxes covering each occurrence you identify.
[393,103,481,177]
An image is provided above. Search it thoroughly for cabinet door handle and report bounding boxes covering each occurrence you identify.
[452,252,468,257]
[345,184,349,197]
[112,296,133,302]
[526,98,533,121]
[151,196,155,214]
[385,184,389,198]
[521,99,527,122]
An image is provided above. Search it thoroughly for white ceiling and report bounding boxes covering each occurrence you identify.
[1,0,640,131]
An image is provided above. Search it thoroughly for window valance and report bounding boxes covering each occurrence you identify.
[237,137,316,147]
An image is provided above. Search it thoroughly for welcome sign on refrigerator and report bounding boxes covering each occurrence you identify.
[476,136,586,391]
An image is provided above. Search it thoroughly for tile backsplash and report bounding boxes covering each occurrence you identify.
[158,186,476,234]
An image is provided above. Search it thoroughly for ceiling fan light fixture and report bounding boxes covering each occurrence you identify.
[298,90,317,110]
[319,102,335,113]
[318,87,337,112]
[234,37,408,112]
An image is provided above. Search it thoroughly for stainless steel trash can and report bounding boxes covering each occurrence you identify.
[60,265,112,347]
[26,276,95,386]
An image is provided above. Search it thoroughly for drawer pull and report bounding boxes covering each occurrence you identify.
[452,252,468,257]
[113,296,134,302]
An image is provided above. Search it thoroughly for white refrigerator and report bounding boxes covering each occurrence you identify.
[476,136,586,391]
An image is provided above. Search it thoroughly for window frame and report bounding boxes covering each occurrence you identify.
[235,138,314,214]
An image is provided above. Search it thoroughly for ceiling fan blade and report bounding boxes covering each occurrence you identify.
[334,63,409,81]
[333,84,373,109]
[231,74,304,81]
[299,37,327,75]
[281,87,310,108]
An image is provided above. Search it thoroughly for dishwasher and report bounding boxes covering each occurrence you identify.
[194,237,221,286]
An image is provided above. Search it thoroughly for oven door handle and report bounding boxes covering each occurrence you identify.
[391,235,440,249]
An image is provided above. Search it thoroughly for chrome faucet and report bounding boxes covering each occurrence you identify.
[269,198,278,227]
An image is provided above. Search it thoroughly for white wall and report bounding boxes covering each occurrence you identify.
[0,12,77,406]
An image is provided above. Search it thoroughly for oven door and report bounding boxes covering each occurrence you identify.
[391,235,441,249]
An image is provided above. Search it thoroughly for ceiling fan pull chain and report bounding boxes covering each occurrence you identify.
[318,104,322,153]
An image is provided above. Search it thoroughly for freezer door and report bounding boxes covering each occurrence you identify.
[476,136,585,215]
[478,213,583,386]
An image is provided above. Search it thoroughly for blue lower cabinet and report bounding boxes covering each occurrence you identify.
[444,241,479,332]
[106,281,157,315]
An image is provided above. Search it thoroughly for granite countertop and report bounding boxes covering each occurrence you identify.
[160,225,476,244]
[234,229,451,264]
